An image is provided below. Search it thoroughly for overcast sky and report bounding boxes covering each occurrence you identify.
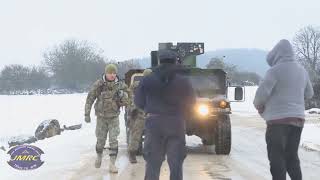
[0,0,319,69]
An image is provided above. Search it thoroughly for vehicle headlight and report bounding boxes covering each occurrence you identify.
[219,100,228,109]
[197,104,209,116]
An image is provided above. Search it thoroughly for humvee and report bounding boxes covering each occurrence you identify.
[125,42,244,155]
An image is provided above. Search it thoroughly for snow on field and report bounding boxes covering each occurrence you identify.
[301,124,320,151]
[0,123,93,180]
[230,86,320,151]
[0,94,128,180]
[0,94,87,141]
[306,108,320,114]
[229,86,320,120]
[229,86,258,117]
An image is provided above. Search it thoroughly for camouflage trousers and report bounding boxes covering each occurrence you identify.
[128,111,145,152]
[95,116,120,156]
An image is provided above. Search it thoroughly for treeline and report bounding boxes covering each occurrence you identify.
[293,26,320,108]
[0,65,50,94]
[206,57,261,86]
[0,39,140,95]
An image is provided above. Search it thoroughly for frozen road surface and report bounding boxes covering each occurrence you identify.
[67,114,320,180]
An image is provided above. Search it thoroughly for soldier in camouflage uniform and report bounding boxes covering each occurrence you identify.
[84,64,129,173]
[127,69,152,164]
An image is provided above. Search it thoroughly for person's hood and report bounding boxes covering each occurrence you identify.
[155,64,180,84]
[266,39,295,67]
[144,64,181,92]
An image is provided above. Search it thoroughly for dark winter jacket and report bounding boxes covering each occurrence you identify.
[134,64,196,129]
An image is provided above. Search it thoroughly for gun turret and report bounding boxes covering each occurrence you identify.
[151,42,204,68]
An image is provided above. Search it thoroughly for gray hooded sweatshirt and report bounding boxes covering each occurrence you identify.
[253,39,314,122]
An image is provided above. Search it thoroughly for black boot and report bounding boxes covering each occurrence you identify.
[128,151,137,164]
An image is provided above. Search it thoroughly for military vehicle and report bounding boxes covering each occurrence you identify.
[125,42,244,155]
[124,70,144,154]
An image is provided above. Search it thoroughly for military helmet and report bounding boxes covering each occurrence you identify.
[143,69,152,76]
[105,64,118,74]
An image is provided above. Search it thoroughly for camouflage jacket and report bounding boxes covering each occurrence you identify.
[128,81,141,109]
[85,75,129,118]
[128,81,145,122]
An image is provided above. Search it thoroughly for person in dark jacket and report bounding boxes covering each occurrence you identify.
[134,50,196,180]
[253,39,314,180]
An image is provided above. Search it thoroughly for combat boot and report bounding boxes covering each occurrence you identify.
[109,156,118,173]
[128,151,137,164]
[95,153,103,168]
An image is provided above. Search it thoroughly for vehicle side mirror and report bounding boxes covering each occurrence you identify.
[235,87,244,101]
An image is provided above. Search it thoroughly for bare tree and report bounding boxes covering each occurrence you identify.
[206,57,261,85]
[43,39,106,90]
[0,65,50,94]
[293,26,320,81]
[206,57,237,74]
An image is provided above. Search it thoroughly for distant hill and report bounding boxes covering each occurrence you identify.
[197,49,269,76]
[136,48,269,76]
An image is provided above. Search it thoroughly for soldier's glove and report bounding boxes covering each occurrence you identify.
[116,90,124,99]
[85,116,91,123]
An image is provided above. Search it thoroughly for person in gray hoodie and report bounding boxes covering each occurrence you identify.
[253,39,314,180]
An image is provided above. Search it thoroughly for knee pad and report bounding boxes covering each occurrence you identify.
[109,147,118,156]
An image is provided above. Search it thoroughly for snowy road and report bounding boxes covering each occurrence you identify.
[66,114,320,180]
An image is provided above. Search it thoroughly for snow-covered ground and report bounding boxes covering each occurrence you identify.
[0,93,129,179]
[231,86,320,151]
[0,87,319,179]
[306,108,320,114]
[228,86,259,116]
[301,124,320,151]
[0,94,87,140]
[0,94,96,179]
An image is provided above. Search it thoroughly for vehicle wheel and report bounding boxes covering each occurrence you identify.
[215,115,231,155]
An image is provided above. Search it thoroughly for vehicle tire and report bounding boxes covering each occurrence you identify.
[215,115,231,155]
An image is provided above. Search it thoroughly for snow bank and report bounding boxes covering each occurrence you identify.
[306,108,320,115]
[301,124,320,151]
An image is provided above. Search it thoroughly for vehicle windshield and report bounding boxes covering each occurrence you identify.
[183,74,224,98]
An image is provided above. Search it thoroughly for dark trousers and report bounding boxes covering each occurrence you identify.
[143,127,186,180]
[266,124,303,180]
